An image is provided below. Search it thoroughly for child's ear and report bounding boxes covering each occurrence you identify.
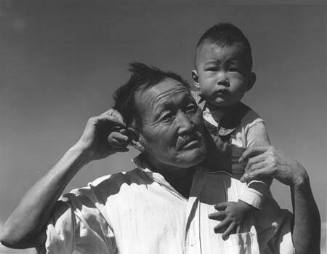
[247,72,256,91]
[191,70,200,89]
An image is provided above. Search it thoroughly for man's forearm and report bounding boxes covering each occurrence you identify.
[291,171,321,254]
[0,144,89,248]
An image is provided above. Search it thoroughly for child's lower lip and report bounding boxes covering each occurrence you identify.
[215,90,228,96]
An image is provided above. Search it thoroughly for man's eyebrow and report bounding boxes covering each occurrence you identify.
[163,93,194,108]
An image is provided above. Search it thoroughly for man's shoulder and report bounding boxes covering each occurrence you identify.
[62,168,151,204]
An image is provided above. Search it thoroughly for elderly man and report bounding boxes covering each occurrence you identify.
[0,63,320,254]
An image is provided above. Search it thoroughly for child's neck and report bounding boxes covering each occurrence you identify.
[206,103,239,123]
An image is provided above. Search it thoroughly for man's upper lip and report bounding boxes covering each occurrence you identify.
[177,135,200,149]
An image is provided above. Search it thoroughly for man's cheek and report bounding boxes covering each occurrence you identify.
[193,110,204,125]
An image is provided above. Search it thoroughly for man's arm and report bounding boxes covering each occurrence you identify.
[0,109,129,249]
[290,164,321,254]
[240,146,321,254]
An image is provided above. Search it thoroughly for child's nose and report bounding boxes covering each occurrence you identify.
[216,72,229,87]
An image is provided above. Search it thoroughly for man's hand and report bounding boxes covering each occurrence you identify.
[239,146,320,254]
[239,146,308,187]
[208,201,253,240]
[75,109,131,162]
[0,109,133,248]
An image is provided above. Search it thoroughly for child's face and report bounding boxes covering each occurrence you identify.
[194,42,255,108]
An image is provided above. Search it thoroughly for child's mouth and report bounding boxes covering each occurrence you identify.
[213,89,230,98]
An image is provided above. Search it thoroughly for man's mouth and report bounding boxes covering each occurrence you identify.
[177,134,201,150]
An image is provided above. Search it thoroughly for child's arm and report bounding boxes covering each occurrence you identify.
[208,120,272,240]
[238,119,272,209]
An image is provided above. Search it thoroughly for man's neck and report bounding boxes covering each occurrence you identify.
[144,154,196,198]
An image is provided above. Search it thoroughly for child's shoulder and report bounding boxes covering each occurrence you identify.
[238,103,265,129]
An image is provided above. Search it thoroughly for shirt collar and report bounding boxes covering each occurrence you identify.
[133,154,188,195]
[132,154,209,185]
[203,102,250,137]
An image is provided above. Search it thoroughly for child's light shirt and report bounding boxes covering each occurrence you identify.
[194,93,271,209]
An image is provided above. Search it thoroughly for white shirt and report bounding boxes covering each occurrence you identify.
[45,157,294,254]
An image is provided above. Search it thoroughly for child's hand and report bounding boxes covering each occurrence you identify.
[208,201,253,240]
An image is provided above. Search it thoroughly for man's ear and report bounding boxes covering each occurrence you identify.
[191,70,200,89]
[247,72,256,91]
[127,127,145,153]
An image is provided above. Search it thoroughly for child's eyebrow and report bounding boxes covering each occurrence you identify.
[203,60,220,66]
[226,58,242,64]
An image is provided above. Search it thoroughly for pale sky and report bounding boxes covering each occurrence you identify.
[0,0,326,252]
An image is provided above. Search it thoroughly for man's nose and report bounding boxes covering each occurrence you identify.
[176,111,194,134]
[217,71,229,87]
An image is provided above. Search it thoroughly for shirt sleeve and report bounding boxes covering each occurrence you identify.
[246,119,271,147]
[256,199,295,254]
[238,119,272,209]
[45,201,75,254]
[45,192,117,254]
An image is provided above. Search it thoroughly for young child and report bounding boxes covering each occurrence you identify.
[192,23,273,238]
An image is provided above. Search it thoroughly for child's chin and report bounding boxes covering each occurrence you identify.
[213,100,231,107]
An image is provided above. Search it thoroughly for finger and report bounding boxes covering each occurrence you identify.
[214,202,228,211]
[214,218,230,233]
[241,168,273,183]
[208,211,225,221]
[239,146,270,162]
[119,128,139,142]
[126,127,139,140]
[112,146,129,152]
[99,109,126,128]
[222,222,236,240]
[244,155,267,173]
[102,109,125,123]
[108,133,129,148]
[108,132,129,142]
[245,161,267,174]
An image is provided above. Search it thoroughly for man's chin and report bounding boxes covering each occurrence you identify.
[176,147,207,168]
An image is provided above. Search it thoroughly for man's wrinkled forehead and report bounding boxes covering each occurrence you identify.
[150,83,189,101]
[135,79,191,114]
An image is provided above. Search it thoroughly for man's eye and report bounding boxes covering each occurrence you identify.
[160,112,175,121]
[185,104,197,113]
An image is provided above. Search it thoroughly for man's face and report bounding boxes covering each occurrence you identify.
[135,78,207,169]
[195,42,255,108]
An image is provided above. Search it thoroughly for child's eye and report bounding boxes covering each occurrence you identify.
[229,67,240,72]
[205,67,218,72]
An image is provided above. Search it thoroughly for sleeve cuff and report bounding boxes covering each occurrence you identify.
[239,186,264,210]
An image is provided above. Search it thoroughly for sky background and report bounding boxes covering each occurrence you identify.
[0,0,326,253]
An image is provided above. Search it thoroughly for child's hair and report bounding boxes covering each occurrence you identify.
[196,23,253,70]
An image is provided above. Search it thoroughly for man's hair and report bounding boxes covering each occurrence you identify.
[196,23,253,70]
[113,62,190,127]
